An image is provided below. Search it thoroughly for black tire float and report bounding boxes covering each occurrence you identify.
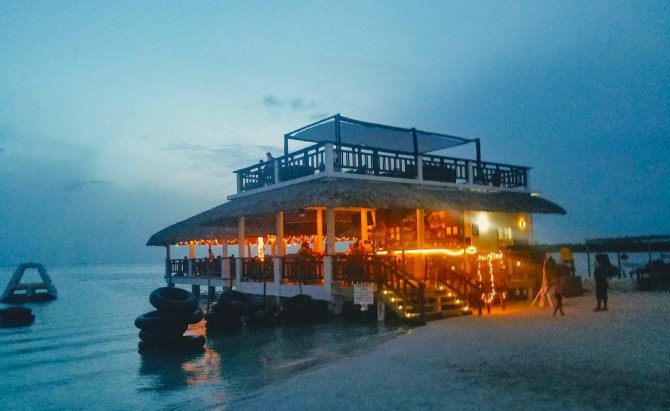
[149,287,198,316]
[135,287,205,352]
[0,306,35,327]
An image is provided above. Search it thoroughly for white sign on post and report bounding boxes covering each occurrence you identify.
[353,283,375,311]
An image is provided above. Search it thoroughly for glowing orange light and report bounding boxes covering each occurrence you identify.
[377,247,477,256]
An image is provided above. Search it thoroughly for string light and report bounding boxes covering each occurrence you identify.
[477,251,504,305]
[377,247,477,256]
[175,235,357,247]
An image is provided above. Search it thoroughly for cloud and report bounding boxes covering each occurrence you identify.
[64,179,113,191]
[290,97,316,110]
[164,141,282,172]
[263,95,281,107]
[262,95,317,111]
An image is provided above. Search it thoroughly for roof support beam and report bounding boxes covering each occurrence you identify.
[315,208,323,254]
[326,208,335,255]
[238,217,246,258]
[276,212,285,256]
[412,128,419,179]
[360,208,368,241]
[335,114,342,146]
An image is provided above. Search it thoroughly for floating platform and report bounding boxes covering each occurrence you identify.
[1,263,58,303]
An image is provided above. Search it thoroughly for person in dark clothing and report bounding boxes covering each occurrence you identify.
[553,272,565,317]
[594,254,613,311]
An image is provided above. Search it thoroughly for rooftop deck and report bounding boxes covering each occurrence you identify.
[234,140,530,196]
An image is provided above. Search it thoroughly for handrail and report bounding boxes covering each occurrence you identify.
[166,257,235,284]
[431,258,479,308]
[234,140,529,193]
[282,255,324,286]
[240,257,274,282]
[376,257,426,322]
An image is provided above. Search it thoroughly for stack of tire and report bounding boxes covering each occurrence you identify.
[134,287,205,351]
[205,290,249,331]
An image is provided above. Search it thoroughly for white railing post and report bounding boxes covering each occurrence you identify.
[236,172,243,193]
[274,158,280,183]
[468,161,475,185]
[235,258,242,290]
[273,257,282,294]
[323,256,333,291]
[221,257,227,280]
[324,142,335,174]
[416,155,424,181]
[188,259,193,277]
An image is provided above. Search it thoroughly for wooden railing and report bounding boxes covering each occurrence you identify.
[431,258,480,308]
[377,257,426,321]
[235,144,326,192]
[473,162,527,188]
[421,155,469,183]
[333,254,426,321]
[334,145,417,179]
[282,255,324,285]
[234,141,529,193]
[166,258,235,285]
[332,255,378,285]
[241,258,274,282]
[278,144,326,182]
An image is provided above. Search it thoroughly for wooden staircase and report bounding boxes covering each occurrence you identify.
[376,258,471,325]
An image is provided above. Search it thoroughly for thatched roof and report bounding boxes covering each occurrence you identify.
[147,177,565,246]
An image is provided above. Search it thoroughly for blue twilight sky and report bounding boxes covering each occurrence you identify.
[1,1,668,264]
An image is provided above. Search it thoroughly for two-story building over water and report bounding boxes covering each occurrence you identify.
[147,115,565,322]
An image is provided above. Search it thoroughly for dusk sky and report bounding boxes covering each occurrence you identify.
[1,1,668,264]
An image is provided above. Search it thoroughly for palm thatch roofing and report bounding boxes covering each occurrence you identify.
[147,177,565,246]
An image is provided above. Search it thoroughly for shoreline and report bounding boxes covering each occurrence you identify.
[232,290,670,410]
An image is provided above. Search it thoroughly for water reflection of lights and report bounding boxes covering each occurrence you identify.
[181,322,220,386]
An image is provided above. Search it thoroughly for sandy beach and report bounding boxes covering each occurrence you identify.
[235,286,670,410]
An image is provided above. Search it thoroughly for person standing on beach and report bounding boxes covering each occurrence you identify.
[594,254,612,311]
[552,272,565,316]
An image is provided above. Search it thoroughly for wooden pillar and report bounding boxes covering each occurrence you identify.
[276,211,285,256]
[399,210,405,268]
[326,208,336,255]
[315,208,323,253]
[222,244,229,280]
[415,209,425,281]
[238,217,246,258]
[416,209,425,247]
[360,208,368,241]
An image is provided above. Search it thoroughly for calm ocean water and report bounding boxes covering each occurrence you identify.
[0,263,405,410]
